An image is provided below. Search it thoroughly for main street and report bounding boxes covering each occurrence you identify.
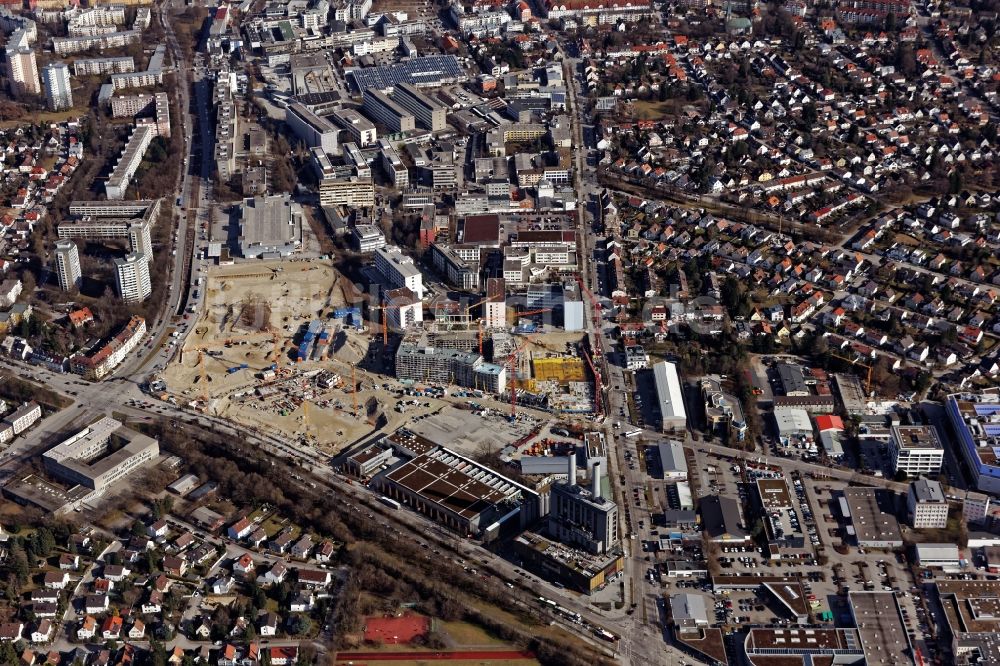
[554,38,686,666]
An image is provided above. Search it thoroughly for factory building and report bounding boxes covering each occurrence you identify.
[652,361,687,431]
[237,195,303,258]
[371,444,539,539]
[547,458,618,554]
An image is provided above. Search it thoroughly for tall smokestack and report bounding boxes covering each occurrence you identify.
[567,452,576,486]
[591,461,601,499]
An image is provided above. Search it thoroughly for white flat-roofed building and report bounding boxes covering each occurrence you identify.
[311,147,376,208]
[109,44,165,90]
[53,30,141,55]
[331,108,377,146]
[42,416,159,492]
[110,93,155,117]
[5,28,39,96]
[42,62,72,110]
[74,56,134,76]
[484,277,505,329]
[286,102,340,154]
[652,361,687,432]
[378,138,409,188]
[54,240,81,291]
[657,440,687,481]
[890,424,944,477]
[114,253,151,303]
[430,243,479,290]
[59,200,157,260]
[105,124,154,200]
[383,287,423,330]
[4,401,40,435]
[391,82,447,131]
[915,543,961,570]
[907,478,949,529]
[375,246,424,299]
[352,224,386,252]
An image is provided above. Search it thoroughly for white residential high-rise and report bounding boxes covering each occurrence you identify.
[114,252,151,303]
[42,62,72,110]
[54,240,81,291]
[5,30,39,96]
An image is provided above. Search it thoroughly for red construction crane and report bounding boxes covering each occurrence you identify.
[514,307,552,321]
[580,345,603,418]
[369,302,402,345]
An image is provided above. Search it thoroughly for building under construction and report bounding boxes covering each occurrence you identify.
[532,356,586,383]
[394,343,506,393]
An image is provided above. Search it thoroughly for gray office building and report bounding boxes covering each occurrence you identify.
[362,89,416,133]
[391,82,448,131]
[43,417,159,493]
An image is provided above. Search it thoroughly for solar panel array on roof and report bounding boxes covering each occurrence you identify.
[346,55,464,92]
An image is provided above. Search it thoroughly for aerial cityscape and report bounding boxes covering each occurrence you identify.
[0,0,996,664]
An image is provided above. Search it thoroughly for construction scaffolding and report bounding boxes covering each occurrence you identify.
[531,356,586,383]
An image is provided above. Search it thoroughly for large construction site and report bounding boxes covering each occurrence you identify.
[157,258,600,452]
[159,258,382,451]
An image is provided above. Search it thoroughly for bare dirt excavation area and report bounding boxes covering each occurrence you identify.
[162,257,379,451]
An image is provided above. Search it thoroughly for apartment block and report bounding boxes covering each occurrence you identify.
[105,124,154,200]
[114,253,151,303]
[53,240,81,291]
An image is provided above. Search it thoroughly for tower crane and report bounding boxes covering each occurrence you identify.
[828,352,874,395]
[580,344,603,418]
[369,302,402,346]
[507,337,531,419]
[463,296,493,355]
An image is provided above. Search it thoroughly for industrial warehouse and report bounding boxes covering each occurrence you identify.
[359,428,541,539]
